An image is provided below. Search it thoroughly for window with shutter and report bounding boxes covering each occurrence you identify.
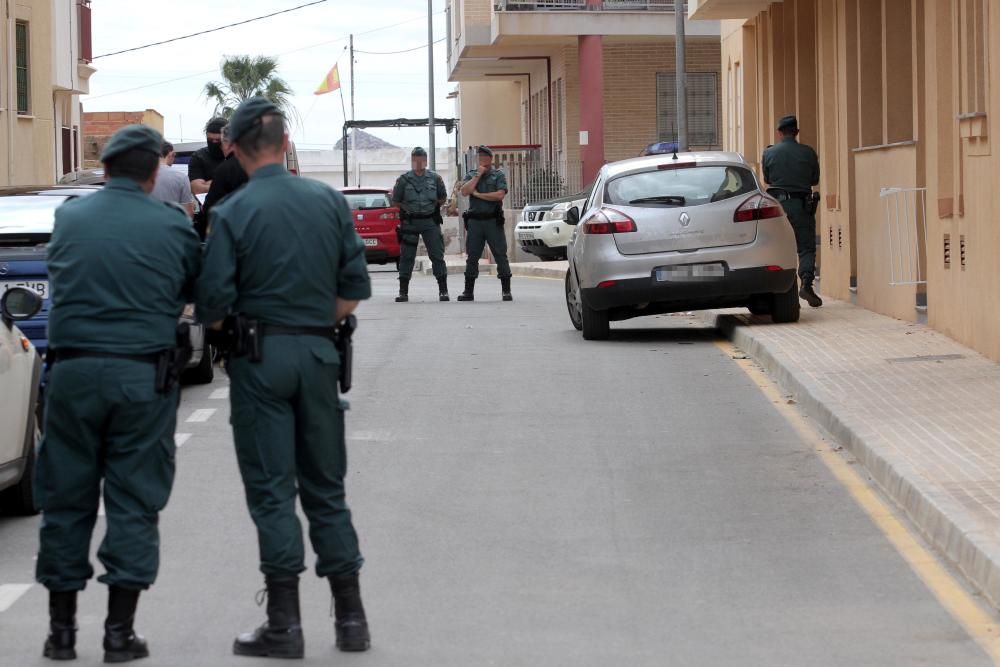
[15,21,30,115]
[655,72,719,148]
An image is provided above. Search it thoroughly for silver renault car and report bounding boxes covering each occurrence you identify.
[564,152,800,340]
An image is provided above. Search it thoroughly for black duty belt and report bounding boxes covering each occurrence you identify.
[767,188,810,201]
[48,348,161,364]
[260,324,337,339]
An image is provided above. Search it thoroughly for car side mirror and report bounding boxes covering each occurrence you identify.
[1,286,43,328]
[565,206,580,226]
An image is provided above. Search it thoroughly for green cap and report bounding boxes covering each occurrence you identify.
[477,145,494,157]
[777,115,798,131]
[228,96,283,143]
[100,124,164,163]
[411,146,427,157]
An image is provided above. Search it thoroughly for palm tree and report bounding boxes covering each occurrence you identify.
[203,55,297,124]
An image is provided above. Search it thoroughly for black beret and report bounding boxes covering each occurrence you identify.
[228,97,282,143]
[100,124,163,163]
[411,146,427,157]
[477,145,494,157]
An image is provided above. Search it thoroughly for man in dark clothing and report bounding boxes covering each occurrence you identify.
[202,124,249,230]
[189,117,228,239]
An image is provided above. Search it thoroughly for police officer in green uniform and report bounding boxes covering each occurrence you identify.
[762,115,823,307]
[36,125,201,662]
[392,147,449,302]
[458,145,513,302]
[195,97,372,660]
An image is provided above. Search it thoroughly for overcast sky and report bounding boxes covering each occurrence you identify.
[84,0,456,150]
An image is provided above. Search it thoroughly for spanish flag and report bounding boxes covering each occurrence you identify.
[314,64,341,96]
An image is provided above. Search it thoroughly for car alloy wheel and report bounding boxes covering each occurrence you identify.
[565,268,583,331]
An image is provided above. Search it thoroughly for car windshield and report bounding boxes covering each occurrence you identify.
[344,192,391,209]
[0,196,71,236]
[606,166,757,208]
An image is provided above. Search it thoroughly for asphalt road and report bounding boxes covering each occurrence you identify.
[0,271,994,666]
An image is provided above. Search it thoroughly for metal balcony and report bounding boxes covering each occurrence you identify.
[495,1,685,11]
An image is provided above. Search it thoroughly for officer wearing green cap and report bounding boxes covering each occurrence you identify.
[459,145,513,301]
[762,114,823,307]
[35,124,201,662]
[195,96,372,659]
[391,146,449,302]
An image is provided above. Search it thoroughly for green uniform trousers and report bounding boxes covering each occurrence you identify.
[227,335,362,579]
[781,199,817,284]
[398,218,447,281]
[465,217,511,279]
[35,358,178,592]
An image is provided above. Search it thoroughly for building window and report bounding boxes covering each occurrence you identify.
[656,72,719,148]
[959,0,989,114]
[15,21,30,115]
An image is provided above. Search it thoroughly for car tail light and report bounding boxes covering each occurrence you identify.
[582,208,637,235]
[734,195,784,223]
[378,211,398,220]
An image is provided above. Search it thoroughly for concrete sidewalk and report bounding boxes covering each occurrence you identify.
[701,301,1000,610]
[415,256,567,278]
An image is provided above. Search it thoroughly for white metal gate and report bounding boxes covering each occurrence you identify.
[879,187,928,286]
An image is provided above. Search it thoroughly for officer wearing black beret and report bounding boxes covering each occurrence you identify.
[762,115,823,307]
[35,124,201,662]
[196,97,372,659]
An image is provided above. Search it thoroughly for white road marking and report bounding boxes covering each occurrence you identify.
[0,584,34,612]
[175,433,192,447]
[209,387,229,400]
[186,409,216,423]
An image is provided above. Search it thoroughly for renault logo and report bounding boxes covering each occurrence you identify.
[0,262,8,276]
[679,212,691,227]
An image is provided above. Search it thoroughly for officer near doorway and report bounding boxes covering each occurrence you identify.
[195,97,372,659]
[762,115,823,307]
[391,146,449,302]
[459,145,512,302]
[35,125,201,663]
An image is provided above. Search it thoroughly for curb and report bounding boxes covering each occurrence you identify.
[415,258,567,280]
[701,310,1000,611]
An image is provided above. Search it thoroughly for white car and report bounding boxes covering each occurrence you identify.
[0,287,43,515]
[515,188,591,261]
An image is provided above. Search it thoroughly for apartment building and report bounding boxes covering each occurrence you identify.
[0,0,95,185]
[446,0,722,191]
[691,0,1000,362]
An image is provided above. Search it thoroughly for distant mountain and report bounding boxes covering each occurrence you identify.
[334,129,398,150]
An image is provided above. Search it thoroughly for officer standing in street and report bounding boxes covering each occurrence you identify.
[196,97,372,660]
[458,145,512,302]
[35,125,201,663]
[392,146,449,302]
[762,115,823,307]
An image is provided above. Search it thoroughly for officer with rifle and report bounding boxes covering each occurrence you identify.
[459,145,512,302]
[195,97,372,660]
[391,146,450,302]
[35,124,201,663]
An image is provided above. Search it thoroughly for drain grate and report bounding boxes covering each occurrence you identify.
[886,354,965,363]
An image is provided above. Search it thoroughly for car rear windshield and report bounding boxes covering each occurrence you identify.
[344,192,392,209]
[605,165,758,208]
[0,196,70,236]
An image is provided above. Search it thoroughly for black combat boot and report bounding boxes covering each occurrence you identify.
[500,277,513,302]
[43,590,77,661]
[329,574,370,652]
[457,277,475,302]
[233,575,304,659]
[799,281,823,308]
[437,276,450,302]
[103,586,149,664]
[395,279,409,303]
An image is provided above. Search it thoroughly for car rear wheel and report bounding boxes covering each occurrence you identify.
[580,294,610,341]
[183,346,215,385]
[747,296,771,316]
[770,277,801,324]
[565,270,583,331]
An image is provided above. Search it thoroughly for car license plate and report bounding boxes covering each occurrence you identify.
[1,280,49,299]
[363,238,378,247]
[517,231,535,241]
[655,263,726,282]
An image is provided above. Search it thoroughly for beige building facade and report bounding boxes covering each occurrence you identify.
[0,0,95,186]
[447,0,722,189]
[691,0,1000,361]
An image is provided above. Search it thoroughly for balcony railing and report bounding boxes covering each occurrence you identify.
[495,1,683,10]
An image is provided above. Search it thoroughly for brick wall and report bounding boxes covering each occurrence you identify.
[82,111,149,164]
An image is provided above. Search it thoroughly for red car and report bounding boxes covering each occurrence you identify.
[341,188,401,265]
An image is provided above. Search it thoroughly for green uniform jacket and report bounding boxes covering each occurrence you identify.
[196,164,371,325]
[762,137,820,193]
[392,169,447,219]
[464,168,508,215]
[47,178,202,353]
